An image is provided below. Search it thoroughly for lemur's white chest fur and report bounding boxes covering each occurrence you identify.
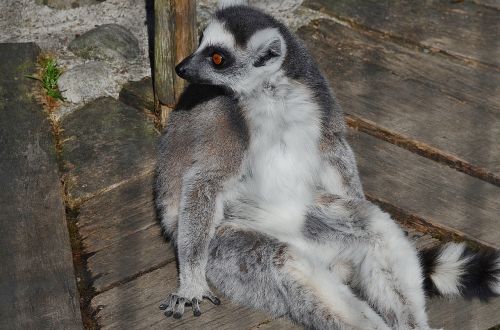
[220,74,323,237]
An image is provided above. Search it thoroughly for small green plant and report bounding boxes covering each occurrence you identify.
[27,56,64,101]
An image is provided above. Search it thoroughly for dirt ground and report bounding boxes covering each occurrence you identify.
[0,0,320,117]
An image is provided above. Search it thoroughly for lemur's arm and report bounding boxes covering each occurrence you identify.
[175,165,225,309]
[160,163,227,318]
[320,131,364,199]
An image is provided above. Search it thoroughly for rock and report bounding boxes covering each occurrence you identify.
[35,0,104,9]
[60,97,158,205]
[118,77,155,113]
[68,24,140,61]
[57,61,117,104]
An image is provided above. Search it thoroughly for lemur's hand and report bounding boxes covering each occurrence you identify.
[159,286,220,318]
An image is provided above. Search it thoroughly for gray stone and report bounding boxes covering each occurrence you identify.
[60,97,158,205]
[68,24,140,61]
[118,77,155,113]
[58,61,117,104]
[35,0,104,9]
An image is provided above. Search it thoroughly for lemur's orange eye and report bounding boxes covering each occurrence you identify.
[212,53,223,65]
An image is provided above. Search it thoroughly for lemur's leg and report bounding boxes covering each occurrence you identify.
[319,133,364,199]
[354,206,430,330]
[305,197,430,329]
[207,224,390,330]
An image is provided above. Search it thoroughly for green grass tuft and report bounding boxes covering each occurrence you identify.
[27,56,64,101]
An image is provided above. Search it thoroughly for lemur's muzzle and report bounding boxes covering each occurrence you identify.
[175,54,196,81]
[175,53,213,85]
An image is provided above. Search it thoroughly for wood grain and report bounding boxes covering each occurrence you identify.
[304,0,500,67]
[77,174,174,292]
[60,97,158,206]
[348,129,500,248]
[0,43,82,329]
[427,295,500,330]
[154,0,175,107]
[173,0,197,99]
[297,19,500,184]
[91,263,276,330]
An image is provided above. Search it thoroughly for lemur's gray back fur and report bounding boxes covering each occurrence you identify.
[155,2,500,328]
[155,85,247,243]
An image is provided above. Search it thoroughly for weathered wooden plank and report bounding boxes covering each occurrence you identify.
[91,263,276,329]
[473,0,500,10]
[88,225,173,292]
[297,19,500,184]
[0,43,82,329]
[304,0,500,67]
[250,317,301,329]
[427,296,500,330]
[77,174,174,292]
[60,97,159,206]
[78,173,157,252]
[348,129,500,248]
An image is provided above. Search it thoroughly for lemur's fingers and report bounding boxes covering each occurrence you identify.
[191,298,201,317]
[173,297,186,318]
[159,294,173,310]
[162,294,177,317]
[203,291,221,305]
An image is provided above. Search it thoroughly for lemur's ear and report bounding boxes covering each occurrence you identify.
[248,28,286,68]
[218,0,248,9]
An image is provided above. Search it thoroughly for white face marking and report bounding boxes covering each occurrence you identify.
[233,28,287,95]
[247,28,286,59]
[217,0,247,9]
[198,20,235,51]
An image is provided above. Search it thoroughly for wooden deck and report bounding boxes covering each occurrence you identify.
[1,0,499,329]
[0,43,82,329]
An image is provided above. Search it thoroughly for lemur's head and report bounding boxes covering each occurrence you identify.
[175,0,289,95]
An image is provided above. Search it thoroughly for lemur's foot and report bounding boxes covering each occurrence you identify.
[159,290,220,318]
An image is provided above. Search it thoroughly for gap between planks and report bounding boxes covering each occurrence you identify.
[346,115,500,187]
[368,195,496,251]
[303,1,500,72]
[65,168,155,209]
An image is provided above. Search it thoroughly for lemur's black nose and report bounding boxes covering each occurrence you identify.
[175,54,195,79]
[175,63,187,79]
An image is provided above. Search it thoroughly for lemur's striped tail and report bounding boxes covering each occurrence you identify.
[420,242,500,300]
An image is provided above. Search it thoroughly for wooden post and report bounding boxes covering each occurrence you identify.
[154,0,197,127]
[173,0,197,100]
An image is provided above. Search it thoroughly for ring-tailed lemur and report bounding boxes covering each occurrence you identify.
[155,1,500,328]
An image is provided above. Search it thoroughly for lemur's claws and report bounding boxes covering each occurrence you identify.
[161,290,220,318]
[203,292,221,305]
[161,294,179,317]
